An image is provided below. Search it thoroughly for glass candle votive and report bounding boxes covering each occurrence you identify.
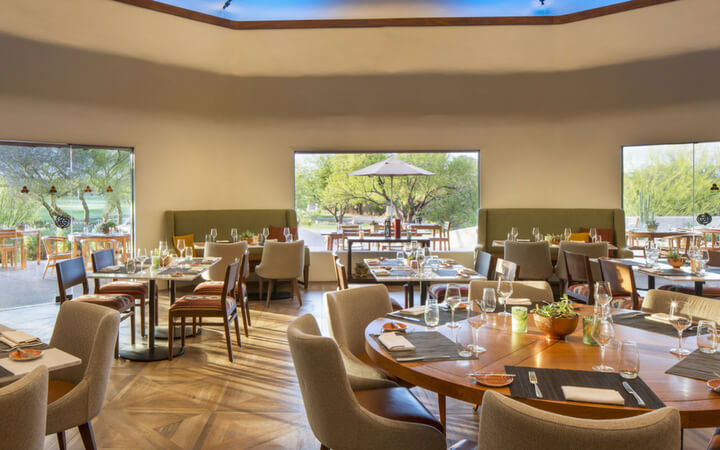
[511,307,528,333]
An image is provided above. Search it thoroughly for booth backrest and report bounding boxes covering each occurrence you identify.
[477,208,629,257]
[164,209,298,243]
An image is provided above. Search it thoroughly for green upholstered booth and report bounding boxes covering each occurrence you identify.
[164,209,310,285]
[477,208,632,259]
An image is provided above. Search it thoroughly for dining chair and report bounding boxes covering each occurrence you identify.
[80,238,120,268]
[642,289,720,323]
[0,229,19,269]
[598,258,642,310]
[494,258,519,281]
[287,314,447,450]
[47,301,121,450]
[562,251,597,305]
[554,241,608,286]
[255,240,305,307]
[0,365,48,450]
[194,242,251,336]
[504,241,553,281]
[91,248,153,337]
[334,257,403,310]
[429,248,495,301]
[468,280,554,304]
[477,390,681,450]
[56,257,135,357]
[169,261,242,362]
[665,234,703,257]
[41,236,72,279]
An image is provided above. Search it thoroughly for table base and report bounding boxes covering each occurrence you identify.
[154,325,201,340]
[119,343,185,362]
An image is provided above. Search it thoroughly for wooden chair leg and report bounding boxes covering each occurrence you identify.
[223,315,234,362]
[140,298,146,337]
[265,280,273,307]
[303,265,310,290]
[245,296,252,327]
[239,298,249,337]
[129,312,135,345]
[57,430,67,450]
[438,393,446,434]
[258,277,264,300]
[78,422,97,450]
[114,335,119,359]
[168,314,174,361]
[181,316,186,348]
[192,316,197,336]
[293,279,303,306]
[42,259,51,279]
[233,313,242,346]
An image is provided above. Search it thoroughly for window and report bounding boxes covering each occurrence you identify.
[294,151,479,250]
[622,142,720,230]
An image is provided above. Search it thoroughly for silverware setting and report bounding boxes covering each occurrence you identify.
[528,370,542,398]
[622,381,646,407]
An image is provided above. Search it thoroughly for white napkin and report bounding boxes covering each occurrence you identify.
[1,330,41,347]
[373,269,390,276]
[561,386,625,405]
[378,333,416,351]
[100,265,122,273]
[645,313,672,325]
[366,259,381,265]
[401,306,426,316]
[187,267,204,274]
[505,298,532,306]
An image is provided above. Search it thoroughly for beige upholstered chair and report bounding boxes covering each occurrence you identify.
[47,301,120,450]
[555,241,608,284]
[201,241,248,281]
[256,240,305,307]
[477,390,681,450]
[468,280,554,304]
[287,314,446,450]
[0,365,48,450]
[503,241,553,281]
[642,289,720,322]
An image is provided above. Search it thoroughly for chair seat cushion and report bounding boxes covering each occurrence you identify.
[74,294,133,312]
[354,387,443,434]
[171,295,235,312]
[659,284,720,298]
[429,284,469,301]
[47,380,76,404]
[98,281,148,299]
[193,281,224,295]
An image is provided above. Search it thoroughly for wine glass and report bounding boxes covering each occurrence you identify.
[594,281,612,318]
[176,239,186,261]
[669,300,692,356]
[159,241,169,267]
[230,228,239,243]
[209,228,218,242]
[445,284,462,328]
[283,227,292,242]
[262,227,270,243]
[510,226,519,241]
[531,227,540,242]
[415,248,426,275]
[564,227,572,241]
[468,293,488,354]
[699,249,710,274]
[496,276,513,317]
[403,243,413,261]
[592,318,615,372]
[589,228,598,242]
[137,248,148,271]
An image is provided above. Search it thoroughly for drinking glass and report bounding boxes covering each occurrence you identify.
[531,227,540,242]
[697,320,718,354]
[137,248,148,271]
[445,284,462,328]
[209,228,218,242]
[563,227,572,241]
[415,248,426,275]
[125,257,136,274]
[159,241,169,266]
[455,322,474,358]
[619,340,640,379]
[592,318,615,372]
[645,242,659,267]
[468,299,487,353]
[511,307,528,333]
[283,227,292,242]
[396,251,404,263]
[176,239,186,260]
[699,249,710,275]
[262,227,270,243]
[424,298,440,327]
[481,288,497,314]
[510,227,519,241]
[669,300,692,356]
[497,276,513,317]
[230,228,239,243]
[403,244,413,261]
[204,234,212,246]
[594,281,612,318]
[589,228,598,242]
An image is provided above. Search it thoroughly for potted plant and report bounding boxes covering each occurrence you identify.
[666,248,685,268]
[531,295,580,340]
[100,221,116,234]
[240,230,254,243]
[646,218,659,231]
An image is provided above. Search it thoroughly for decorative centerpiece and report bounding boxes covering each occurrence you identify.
[100,221,116,234]
[532,296,580,340]
[646,218,659,231]
[544,234,561,245]
[666,248,685,268]
[240,230,254,243]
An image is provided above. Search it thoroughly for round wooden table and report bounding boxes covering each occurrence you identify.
[365,307,720,428]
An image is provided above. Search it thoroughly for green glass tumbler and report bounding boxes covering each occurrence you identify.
[512,307,528,333]
[583,316,598,345]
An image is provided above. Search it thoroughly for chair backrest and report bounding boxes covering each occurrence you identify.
[709,249,720,267]
[555,241,609,280]
[494,258,518,281]
[49,301,120,424]
[504,241,553,280]
[237,250,250,300]
[563,250,595,304]
[334,257,349,290]
[474,248,496,279]
[642,289,720,322]
[468,280,554,304]
[91,248,115,272]
[221,261,240,304]
[0,365,48,450]
[203,241,248,281]
[326,285,393,356]
[42,236,68,257]
[598,258,640,310]
[258,240,305,278]
[0,229,17,244]
[56,257,90,302]
[477,390,680,450]
[287,314,445,450]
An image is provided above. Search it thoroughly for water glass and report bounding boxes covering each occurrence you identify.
[531,227,540,242]
[125,258,136,274]
[204,234,212,246]
[137,248,148,270]
[481,288,497,313]
[619,340,640,379]
[582,316,598,345]
[455,322,474,358]
[497,276,513,317]
[396,251,404,263]
[511,307,528,333]
[230,228,238,242]
[424,298,440,327]
[446,284,462,328]
[698,320,718,354]
[564,227,572,241]
[209,228,218,242]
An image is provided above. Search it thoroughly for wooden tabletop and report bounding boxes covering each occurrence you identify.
[365,258,485,283]
[88,257,221,282]
[365,306,720,428]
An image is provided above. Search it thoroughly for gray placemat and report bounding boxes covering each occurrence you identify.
[611,312,697,337]
[665,349,720,381]
[390,269,414,277]
[387,309,481,327]
[433,269,458,277]
[372,331,477,362]
[505,366,665,409]
[615,259,646,267]
[647,268,690,277]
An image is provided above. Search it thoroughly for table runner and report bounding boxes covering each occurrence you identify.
[611,312,696,337]
[372,331,477,362]
[665,349,720,381]
[387,309,481,327]
[504,366,664,409]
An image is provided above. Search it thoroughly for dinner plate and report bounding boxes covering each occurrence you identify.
[468,372,514,387]
[9,348,43,361]
[707,379,720,393]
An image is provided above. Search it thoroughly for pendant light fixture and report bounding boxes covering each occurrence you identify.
[84,185,92,193]
[20,186,29,194]
[106,185,113,193]
[49,185,57,194]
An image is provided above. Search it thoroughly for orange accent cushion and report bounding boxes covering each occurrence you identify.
[171,295,235,312]
[193,281,224,295]
[580,228,614,244]
[568,232,590,243]
[173,234,195,257]
[48,380,76,404]
[268,226,298,242]
[98,281,148,299]
[74,294,133,312]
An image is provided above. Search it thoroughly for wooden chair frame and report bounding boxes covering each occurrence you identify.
[562,250,596,305]
[598,258,641,310]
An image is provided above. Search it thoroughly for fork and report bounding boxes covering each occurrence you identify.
[528,371,543,398]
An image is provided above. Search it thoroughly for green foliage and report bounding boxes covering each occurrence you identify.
[531,295,579,318]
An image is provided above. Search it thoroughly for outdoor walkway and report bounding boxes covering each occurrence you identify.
[0,261,76,309]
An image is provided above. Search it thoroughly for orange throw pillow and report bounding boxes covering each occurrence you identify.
[568,232,590,243]
[173,234,195,257]
[268,226,298,242]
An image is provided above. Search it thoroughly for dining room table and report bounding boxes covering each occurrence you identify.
[69,231,132,258]
[365,304,720,429]
[87,256,221,361]
[603,257,720,296]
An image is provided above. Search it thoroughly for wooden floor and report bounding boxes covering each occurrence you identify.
[0,282,715,449]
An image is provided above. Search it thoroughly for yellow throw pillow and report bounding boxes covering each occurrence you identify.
[173,234,195,257]
[568,232,590,243]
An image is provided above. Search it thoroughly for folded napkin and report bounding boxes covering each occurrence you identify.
[377,333,416,351]
[561,386,625,405]
[366,259,381,265]
[99,265,122,273]
[645,313,672,325]
[401,306,426,316]
[459,268,477,275]
[0,330,41,347]
[505,298,532,306]
[373,269,390,276]
[187,267,204,274]
[201,258,215,264]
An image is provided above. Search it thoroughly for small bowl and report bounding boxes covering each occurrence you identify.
[534,314,579,340]
[468,372,514,387]
[667,257,685,268]
[9,348,43,361]
[382,321,407,332]
[707,379,720,393]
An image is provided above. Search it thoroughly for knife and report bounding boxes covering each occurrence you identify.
[388,314,421,323]
[397,356,425,362]
[622,381,646,407]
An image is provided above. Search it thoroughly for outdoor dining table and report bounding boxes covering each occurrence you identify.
[347,236,431,283]
[16,228,41,269]
[69,231,132,258]
[365,305,720,429]
[0,324,81,383]
[87,257,221,361]
[365,258,485,306]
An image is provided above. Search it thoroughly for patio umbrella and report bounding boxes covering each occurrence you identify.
[349,156,434,218]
